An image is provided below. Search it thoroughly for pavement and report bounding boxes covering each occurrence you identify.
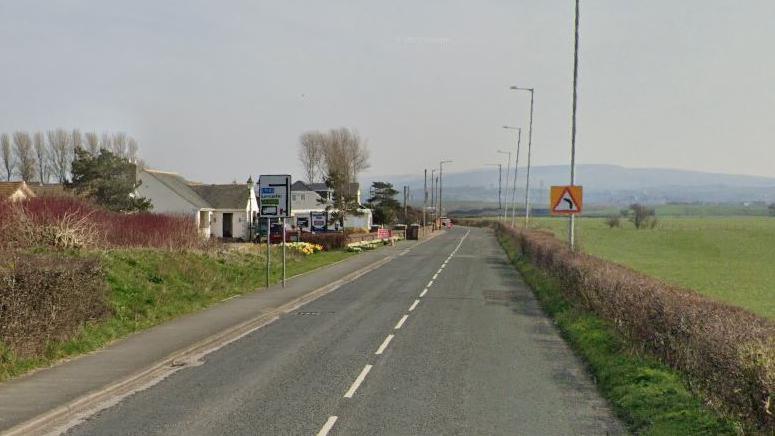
[0,236,432,435]
[54,227,626,435]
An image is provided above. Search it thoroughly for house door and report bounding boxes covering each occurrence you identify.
[222,213,233,238]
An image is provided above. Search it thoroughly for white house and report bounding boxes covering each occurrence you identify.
[136,168,258,239]
[287,181,372,231]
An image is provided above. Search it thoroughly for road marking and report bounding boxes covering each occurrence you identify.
[375,334,395,355]
[432,273,438,280]
[317,416,338,436]
[344,365,372,398]
[427,280,434,287]
[394,314,409,330]
[408,299,420,312]
[420,288,428,297]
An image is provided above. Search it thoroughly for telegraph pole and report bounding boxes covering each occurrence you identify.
[510,86,535,228]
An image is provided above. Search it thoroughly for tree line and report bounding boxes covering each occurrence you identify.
[0,129,141,184]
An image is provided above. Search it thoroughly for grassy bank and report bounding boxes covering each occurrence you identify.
[496,230,739,435]
[0,246,353,381]
[530,216,775,319]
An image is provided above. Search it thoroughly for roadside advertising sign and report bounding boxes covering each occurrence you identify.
[259,175,291,218]
[310,211,327,232]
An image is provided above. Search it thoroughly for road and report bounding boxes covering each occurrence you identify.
[67,227,624,435]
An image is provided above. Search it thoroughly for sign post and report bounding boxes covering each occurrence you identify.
[259,175,292,288]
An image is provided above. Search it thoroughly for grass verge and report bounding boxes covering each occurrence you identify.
[496,230,741,435]
[0,247,354,382]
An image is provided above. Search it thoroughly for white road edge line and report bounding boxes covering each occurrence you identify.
[375,334,395,355]
[420,288,428,297]
[394,314,409,330]
[408,299,420,312]
[344,365,373,398]
[317,416,338,436]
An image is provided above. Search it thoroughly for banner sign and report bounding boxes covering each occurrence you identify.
[310,211,327,232]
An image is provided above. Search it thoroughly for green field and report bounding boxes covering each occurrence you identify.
[528,216,775,319]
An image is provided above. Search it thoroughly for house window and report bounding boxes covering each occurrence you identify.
[292,194,297,201]
[301,194,306,201]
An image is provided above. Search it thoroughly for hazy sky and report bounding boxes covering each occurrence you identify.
[1,1,773,183]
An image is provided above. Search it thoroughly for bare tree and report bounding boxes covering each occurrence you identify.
[33,131,49,184]
[127,136,139,163]
[313,127,370,225]
[298,131,324,183]
[112,132,127,157]
[100,132,112,152]
[1,133,13,181]
[72,128,83,151]
[47,128,73,183]
[13,131,37,182]
[84,131,100,155]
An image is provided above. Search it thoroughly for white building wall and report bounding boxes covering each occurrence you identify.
[136,172,200,216]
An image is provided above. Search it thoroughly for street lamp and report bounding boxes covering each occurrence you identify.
[569,0,581,250]
[497,149,511,222]
[439,160,452,218]
[503,126,522,227]
[509,85,535,228]
[485,163,503,214]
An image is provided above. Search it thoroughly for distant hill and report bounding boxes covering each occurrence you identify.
[362,164,775,207]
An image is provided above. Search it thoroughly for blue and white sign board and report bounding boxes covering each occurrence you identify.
[259,175,291,218]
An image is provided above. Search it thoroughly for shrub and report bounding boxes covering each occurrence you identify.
[495,223,774,432]
[300,232,348,251]
[0,253,109,357]
[0,196,200,250]
[629,203,656,229]
[605,215,621,228]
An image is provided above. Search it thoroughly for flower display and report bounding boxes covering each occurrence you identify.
[283,241,324,255]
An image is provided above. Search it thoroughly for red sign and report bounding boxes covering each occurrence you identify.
[377,228,392,239]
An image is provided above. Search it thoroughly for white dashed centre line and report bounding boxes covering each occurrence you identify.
[317,416,338,436]
[432,273,438,280]
[427,280,434,288]
[408,299,420,312]
[394,314,409,330]
[420,288,428,297]
[344,365,372,398]
[375,334,395,355]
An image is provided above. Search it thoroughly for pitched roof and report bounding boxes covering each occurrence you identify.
[291,180,315,192]
[306,182,359,193]
[141,169,210,209]
[0,181,35,199]
[190,184,251,209]
[30,183,66,197]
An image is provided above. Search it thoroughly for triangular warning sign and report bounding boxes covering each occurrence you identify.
[553,187,580,213]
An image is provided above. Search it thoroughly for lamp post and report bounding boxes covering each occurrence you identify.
[497,149,511,222]
[430,169,436,221]
[439,160,452,218]
[509,85,535,228]
[485,163,503,215]
[503,126,522,227]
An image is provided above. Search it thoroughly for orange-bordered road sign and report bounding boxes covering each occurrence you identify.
[550,185,583,216]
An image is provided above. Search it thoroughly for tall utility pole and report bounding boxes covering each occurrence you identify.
[423,169,428,227]
[485,163,503,213]
[439,160,452,218]
[430,169,436,220]
[503,126,522,227]
[569,0,581,250]
[403,185,408,223]
[510,85,535,228]
[497,149,511,222]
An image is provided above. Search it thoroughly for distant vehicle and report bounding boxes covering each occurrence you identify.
[441,217,452,228]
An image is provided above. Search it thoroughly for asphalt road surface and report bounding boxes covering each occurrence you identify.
[68,227,625,435]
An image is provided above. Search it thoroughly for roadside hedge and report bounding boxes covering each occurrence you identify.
[300,232,348,251]
[0,253,109,357]
[490,222,774,432]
